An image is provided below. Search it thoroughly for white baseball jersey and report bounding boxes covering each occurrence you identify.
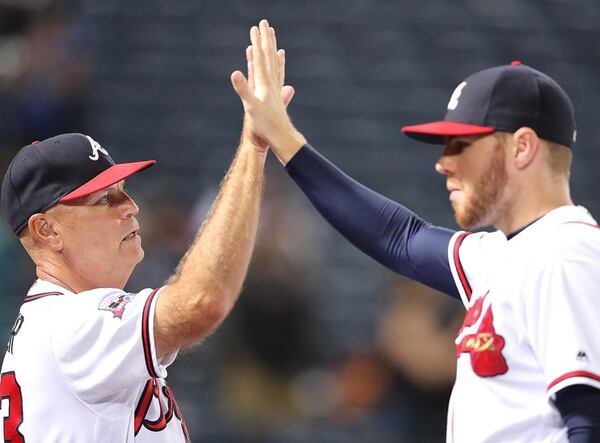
[0,279,190,442]
[446,205,600,443]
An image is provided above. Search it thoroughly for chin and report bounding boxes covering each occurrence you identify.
[454,214,476,230]
[452,202,470,229]
[453,204,486,230]
[135,248,145,264]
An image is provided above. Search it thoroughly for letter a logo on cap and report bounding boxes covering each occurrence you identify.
[447,81,467,111]
[87,135,109,161]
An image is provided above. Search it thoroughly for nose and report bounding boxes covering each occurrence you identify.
[120,191,139,218]
[435,154,452,176]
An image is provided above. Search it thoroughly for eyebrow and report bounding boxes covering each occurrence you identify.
[446,139,470,149]
[80,181,125,204]
[102,181,126,194]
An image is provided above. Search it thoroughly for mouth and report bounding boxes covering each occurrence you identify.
[447,182,459,192]
[447,184,461,202]
[447,181,461,193]
[122,229,139,242]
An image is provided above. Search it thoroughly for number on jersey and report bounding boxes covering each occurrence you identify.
[1,371,25,442]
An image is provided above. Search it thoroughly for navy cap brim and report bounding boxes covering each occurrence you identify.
[402,121,496,144]
[60,160,156,201]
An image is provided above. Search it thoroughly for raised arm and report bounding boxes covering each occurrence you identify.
[286,145,459,298]
[152,126,265,357]
[231,19,459,298]
[152,22,294,358]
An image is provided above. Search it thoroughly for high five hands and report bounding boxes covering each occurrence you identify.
[231,19,307,163]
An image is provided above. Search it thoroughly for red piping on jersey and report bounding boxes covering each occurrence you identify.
[453,232,472,301]
[142,381,168,431]
[162,386,174,422]
[134,379,154,435]
[142,289,160,378]
[561,221,600,229]
[548,371,600,391]
[450,405,455,443]
[23,291,63,303]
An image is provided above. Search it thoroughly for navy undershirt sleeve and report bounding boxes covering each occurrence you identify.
[554,385,600,442]
[285,144,460,299]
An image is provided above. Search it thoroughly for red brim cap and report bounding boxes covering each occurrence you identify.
[60,160,156,201]
[401,121,496,144]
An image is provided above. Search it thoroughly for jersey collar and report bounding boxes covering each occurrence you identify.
[26,279,74,299]
[506,205,596,241]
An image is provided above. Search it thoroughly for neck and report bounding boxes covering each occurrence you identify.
[36,264,98,293]
[37,269,78,292]
[35,257,131,292]
[495,178,573,234]
[34,255,108,293]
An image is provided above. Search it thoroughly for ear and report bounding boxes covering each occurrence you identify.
[27,214,63,251]
[512,127,540,171]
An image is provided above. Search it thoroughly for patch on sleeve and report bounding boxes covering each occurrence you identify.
[98,293,135,319]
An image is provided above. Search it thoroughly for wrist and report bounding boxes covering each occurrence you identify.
[239,141,269,160]
[270,122,307,165]
[240,127,270,156]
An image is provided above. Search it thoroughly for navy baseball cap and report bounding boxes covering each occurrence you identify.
[1,133,156,235]
[402,61,576,148]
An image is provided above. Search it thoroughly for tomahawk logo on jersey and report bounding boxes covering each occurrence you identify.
[0,280,189,442]
[445,206,600,443]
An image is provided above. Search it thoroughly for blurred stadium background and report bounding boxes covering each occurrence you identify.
[1,1,599,442]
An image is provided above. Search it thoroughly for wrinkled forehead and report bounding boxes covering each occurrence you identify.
[60,180,125,206]
[57,180,127,207]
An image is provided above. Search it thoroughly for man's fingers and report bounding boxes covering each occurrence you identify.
[269,26,279,76]
[250,26,262,70]
[259,19,275,72]
[281,85,295,108]
[259,19,271,50]
[250,20,282,93]
[270,26,277,52]
[246,46,254,90]
[251,24,270,85]
[278,49,285,88]
[248,60,255,90]
[231,71,257,107]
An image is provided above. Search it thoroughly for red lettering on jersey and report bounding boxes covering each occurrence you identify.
[134,378,190,442]
[457,306,508,377]
[1,372,25,443]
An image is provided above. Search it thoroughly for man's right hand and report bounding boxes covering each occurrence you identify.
[231,19,307,165]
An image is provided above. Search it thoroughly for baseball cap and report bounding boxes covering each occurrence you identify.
[1,133,156,235]
[402,61,576,148]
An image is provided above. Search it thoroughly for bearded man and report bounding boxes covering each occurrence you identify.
[231,20,600,443]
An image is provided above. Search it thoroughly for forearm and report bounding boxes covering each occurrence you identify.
[286,144,459,298]
[155,137,266,355]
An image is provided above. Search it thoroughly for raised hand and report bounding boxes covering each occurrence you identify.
[232,19,306,162]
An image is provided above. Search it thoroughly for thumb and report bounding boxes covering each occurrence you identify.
[281,85,295,109]
[231,71,257,107]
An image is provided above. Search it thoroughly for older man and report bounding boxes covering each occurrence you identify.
[0,57,293,442]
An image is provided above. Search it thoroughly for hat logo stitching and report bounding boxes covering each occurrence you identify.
[86,135,109,161]
[447,81,467,111]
